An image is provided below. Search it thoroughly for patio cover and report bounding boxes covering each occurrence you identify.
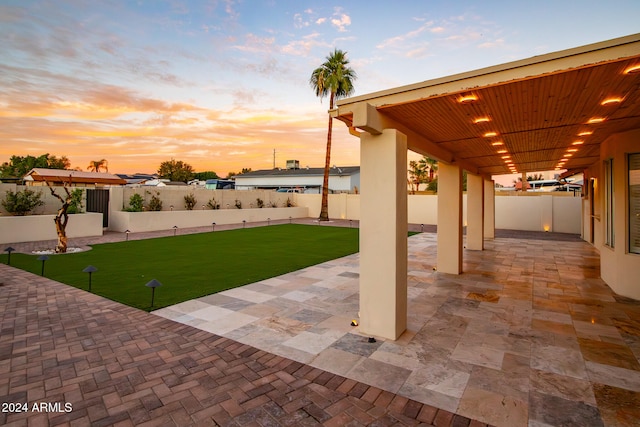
[332,33,640,177]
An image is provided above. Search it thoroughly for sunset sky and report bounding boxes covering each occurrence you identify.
[2,1,639,180]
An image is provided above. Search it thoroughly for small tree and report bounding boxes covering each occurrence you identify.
[126,194,144,212]
[66,189,84,214]
[45,178,75,253]
[234,199,242,209]
[147,191,163,211]
[256,198,264,208]
[1,188,44,215]
[184,193,197,210]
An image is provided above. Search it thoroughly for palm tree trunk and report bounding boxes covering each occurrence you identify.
[319,93,334,221]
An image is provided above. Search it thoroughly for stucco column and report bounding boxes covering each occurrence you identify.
[437,162,463,274]
[359,129,408,340]
[484,179,495,239]
[466,173,484,250]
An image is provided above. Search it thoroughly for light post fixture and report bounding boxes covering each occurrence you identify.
[4,247,15,266]
[82,265,98,292]
[202,204,205,210]
[421,224,424,233]
[267,218,270,226]
[170,205,174,211]
[125,229,131,241]
[242,220,246,229]
[145,279,162,308]
[173,225,178,236]
[37,255,49,276]
[349,220,352,228]
[289,216,292,224]
[212,222,216,232]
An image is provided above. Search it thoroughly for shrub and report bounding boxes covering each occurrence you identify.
[184,193,197,210]
[207,198,220,210]
[285,197,295,207]
[1,188,44,215]
[66,189,84,214]
[256,198,264,208]
[234,199,242,209]
[126,193,144,212]
[147,191,163,211]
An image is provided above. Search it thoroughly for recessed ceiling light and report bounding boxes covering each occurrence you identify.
[624,64,640,74]
[501,155,511,159]
[473,117,490,123]
[572,141,584,145]
[458,94,478,103]
[491,141,504,146]
[567,148,578,152]
[565,153,573,157]
[587,117,606,124]
[601,97,623,106]
[560,158,568,162]
[497,150,507,154]
[484,132,498,137]
[578,131,593,136]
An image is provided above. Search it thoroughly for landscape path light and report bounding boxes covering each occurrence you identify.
[82,265,98,292]
[173,225,178,236]
[37,255,49,276]
[4,247,15,266]
[267,218,270,226]
[145,279,163,308]
[289,216,292,224]
[212,222,216,232]
[242,220,246,229]
[349,220,352,228]
[125,230,131,241]
[421,224,424,232]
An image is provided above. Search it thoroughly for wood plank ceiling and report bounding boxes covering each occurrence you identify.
[378,58,640,176]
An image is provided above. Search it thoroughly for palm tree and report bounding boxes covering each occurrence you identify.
[310,49,356,221]
[87,159,108,173]
[419,156,438,181]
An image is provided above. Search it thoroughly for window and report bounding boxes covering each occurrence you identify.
[604,159,615,248]
[629,154,640,254]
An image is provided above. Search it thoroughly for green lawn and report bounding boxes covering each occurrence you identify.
[1,224,359,311]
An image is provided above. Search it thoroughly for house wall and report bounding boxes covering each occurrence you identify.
[0,213,103,244]
[598,129,640,300]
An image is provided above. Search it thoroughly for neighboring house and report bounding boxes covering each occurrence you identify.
[117,173,158,186]
[235,161,360,194]
[24,168,126,187]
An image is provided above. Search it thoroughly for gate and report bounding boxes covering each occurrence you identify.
[86,189,110,227]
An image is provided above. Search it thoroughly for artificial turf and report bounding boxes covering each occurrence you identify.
[1,224,359,311]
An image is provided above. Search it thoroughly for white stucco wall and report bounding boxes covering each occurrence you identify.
[294,193,581,233]
[109,207,308,233]
[0,213,103,244]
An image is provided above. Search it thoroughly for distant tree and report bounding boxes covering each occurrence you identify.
[408,160,428,194]
[0,153,70,178]
[193,171,219,181]
[527,173,544,181]
[419,157,438,181]
[226,168,251,179]
[157,159,194,183]
[310,48,356,221]
[87,159,108,172]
